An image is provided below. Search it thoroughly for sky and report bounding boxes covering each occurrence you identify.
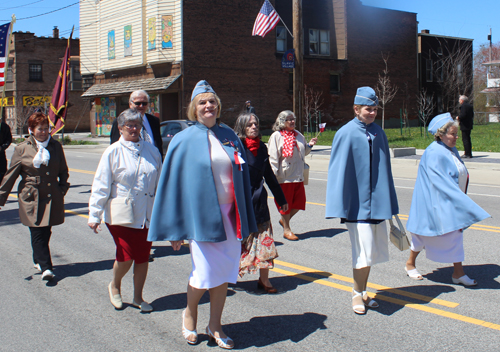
[1,0,498,50]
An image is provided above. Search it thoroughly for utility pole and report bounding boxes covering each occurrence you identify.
[293,0,303,133]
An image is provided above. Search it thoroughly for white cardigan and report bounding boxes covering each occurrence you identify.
[88,137,162,228]
[268,130,311,184]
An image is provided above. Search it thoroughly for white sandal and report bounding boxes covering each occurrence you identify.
[452,275,477,286]
[352,290,366,315]
[362,291,379,308]
[405,266,423,280]
[182,310,198,345]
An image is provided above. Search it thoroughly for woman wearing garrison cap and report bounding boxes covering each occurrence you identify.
[325,87,399,315]
[148,80,257,349]
[404,113,489,286]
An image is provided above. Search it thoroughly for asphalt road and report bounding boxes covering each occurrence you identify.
[1,144,499,352]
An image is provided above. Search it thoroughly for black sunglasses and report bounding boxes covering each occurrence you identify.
[132,101,148,107]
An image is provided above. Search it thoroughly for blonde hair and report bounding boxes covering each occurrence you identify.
[187,92,221,121]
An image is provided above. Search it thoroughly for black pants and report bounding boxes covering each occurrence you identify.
[461,129,472,157]
[29,226,53,272]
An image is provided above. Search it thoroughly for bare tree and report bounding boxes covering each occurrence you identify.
[375,53,398,129]
[303,85,324,137]
[417,88,435,137]
[435,40,473,113]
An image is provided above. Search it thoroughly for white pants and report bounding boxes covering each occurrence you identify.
[346,221,389,269]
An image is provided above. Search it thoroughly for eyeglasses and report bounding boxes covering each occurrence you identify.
[124,124,142,130]
[132,101,148,107]
[285,118,295,122]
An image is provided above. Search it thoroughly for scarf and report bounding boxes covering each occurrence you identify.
[244,137,260,157]
[280,130,297,158]
[33,135,51,168]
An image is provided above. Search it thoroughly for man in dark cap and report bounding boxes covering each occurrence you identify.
[245,100,256,114]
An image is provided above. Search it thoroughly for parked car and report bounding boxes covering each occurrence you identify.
[160,119,196,154]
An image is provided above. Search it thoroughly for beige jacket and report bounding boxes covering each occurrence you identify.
[268,130,311,184]
[0,136,70,227]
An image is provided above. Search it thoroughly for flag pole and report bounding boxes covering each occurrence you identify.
[0,15,15,127]
[292,0,303,133]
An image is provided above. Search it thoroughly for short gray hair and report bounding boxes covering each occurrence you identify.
[234,113,259,139]
[272,110,295,131]
[130,90,150,103]
[459,95,468,103]
[434,120,459,141]
[117,108,143,127]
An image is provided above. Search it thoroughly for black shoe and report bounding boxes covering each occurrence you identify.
[461,154,472,159]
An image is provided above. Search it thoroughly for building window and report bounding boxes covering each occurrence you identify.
[29,64,43,81]
[426,59,433,82]
[289,72,293,93]
[436,61,444,82]
[276,26,286,53]
[309,29,330,56]
[330,73,340,93]
[457,63,463,83]
[437,46,443,56]
[70,60,83,91]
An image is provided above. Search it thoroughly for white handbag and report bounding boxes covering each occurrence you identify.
[108,149,142,226]
[303,163,310,185]
[389,214,410,251]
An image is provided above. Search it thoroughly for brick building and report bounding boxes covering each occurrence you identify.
[80,0,418,134]
[3,27,89,134]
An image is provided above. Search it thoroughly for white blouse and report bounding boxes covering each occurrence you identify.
[88,137,162,228]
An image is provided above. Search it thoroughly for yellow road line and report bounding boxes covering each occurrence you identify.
[271,266,500,331]
[69,167,96,175]
[274,259,458,308]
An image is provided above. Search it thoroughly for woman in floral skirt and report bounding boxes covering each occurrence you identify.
[234,113,288,293]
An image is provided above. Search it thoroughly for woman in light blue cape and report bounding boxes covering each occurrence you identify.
[404,113,490,286]
[148,81,257,348]
[325,87,398,315]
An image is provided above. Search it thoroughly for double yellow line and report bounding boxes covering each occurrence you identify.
[272,260,500,331]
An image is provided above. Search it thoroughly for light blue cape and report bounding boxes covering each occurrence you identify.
[147,122,257,242]
[325,118,398,220]
[406,141,490,236]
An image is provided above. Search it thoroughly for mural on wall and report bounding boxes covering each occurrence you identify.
[108,30,115,59]
[161,15,173,49]
[94,97,117,136]
[148,17,156,50]
[124,25,132,57]
[148,94,160,117]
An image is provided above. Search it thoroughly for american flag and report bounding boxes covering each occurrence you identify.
[252,0,281,38]
[0,22,12,88]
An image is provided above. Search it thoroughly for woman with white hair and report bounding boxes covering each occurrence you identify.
[267,110,317,241]
[88,108,162,312]
[405,113,489,285]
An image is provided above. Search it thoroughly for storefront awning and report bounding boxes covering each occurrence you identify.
[81,75,180,98]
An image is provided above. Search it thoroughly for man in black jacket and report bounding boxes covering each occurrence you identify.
[0,119,12,182]
[456,95,474,158]
[110,90,163,158]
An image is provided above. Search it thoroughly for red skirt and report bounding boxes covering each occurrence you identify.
[106,224,152,264]
[275,182,306,215]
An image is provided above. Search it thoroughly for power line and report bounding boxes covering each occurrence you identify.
[0,2,78,21]
[0,0,45,11]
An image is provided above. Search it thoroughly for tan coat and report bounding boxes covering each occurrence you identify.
[0,136,70,227]
[268,130,311,184]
